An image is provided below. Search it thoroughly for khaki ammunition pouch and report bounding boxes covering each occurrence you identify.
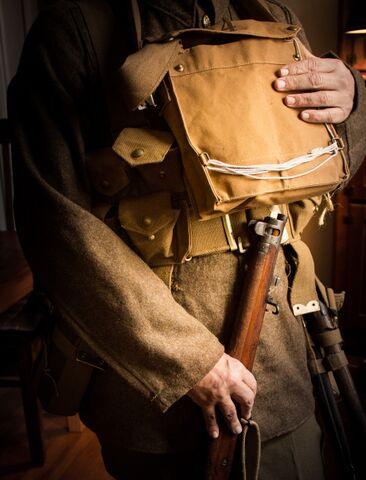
[120,20,349,220]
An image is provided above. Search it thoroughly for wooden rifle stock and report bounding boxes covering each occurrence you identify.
[206,214,287,480]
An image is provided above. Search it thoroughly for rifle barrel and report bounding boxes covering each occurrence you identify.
[333,367,366,441]
[314,372,356,480]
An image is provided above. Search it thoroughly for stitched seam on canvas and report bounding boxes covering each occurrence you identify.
[171,60,290,77]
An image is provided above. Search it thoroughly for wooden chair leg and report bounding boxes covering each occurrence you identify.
[18,340,45,466]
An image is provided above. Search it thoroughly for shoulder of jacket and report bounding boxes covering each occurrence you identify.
[34,0,115,47]
[16,1,96,94]
[264,0,297,24]
[29,1,86,50]
[37,0,83,25]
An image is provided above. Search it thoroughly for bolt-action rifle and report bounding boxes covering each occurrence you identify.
[206,213,287,480]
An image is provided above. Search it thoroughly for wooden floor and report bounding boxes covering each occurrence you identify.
[0,388,112,480]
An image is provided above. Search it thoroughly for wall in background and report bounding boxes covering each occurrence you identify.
[282,0,340,285]
[0,0,38,230]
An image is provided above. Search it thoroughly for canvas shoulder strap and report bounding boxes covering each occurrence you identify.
[72,0,144,139]
[130,0,143,50]
[75,0,115,81]
[76,0,142,78]
[233,0,277,21]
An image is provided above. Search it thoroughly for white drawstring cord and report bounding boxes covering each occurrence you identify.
[206,141,340,180]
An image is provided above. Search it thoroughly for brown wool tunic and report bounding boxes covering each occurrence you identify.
[9,0,366,454]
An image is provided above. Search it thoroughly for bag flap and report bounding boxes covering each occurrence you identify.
[230,19,301,38]
[119,41,183,111]
[119,191,178,236]
[86,148,130,196]
[119,21,300,112]
[163,20,301,42]
[113,128,175,166]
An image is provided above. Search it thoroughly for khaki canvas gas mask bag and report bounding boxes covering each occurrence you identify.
[119,19,349,220]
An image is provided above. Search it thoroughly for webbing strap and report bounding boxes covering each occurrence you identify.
[314,329,343,348]
[189,216,236,257]
[192,210,251,257]
[234,0,277,21]
[76,0,116,81]
[325,351,349,371]
[315,277,329,308]
[301,317,327,376]
[289,240,319,316]
[77,0,146,138]
[150,204,295,278]
[130,0,143,50]
[308,357,327,376]
[315,276,345,314]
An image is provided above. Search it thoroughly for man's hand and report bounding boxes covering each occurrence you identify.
[187,353,257,439]
[274,53,355,124]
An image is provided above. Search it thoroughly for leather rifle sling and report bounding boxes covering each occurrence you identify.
[76,0,144,138]
[130,0,143,51]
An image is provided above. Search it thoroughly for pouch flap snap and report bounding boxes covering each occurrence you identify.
[86,148,130,196]
[113,128,175,167]
[119,192,179,236]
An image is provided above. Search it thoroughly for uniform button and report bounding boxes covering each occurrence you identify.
[159,170,166,179]
[131,148,145,158]
[100,179,110,189]
[202,14,211,28]
[143,216,152,226]
[174,64,184,72]
[148,234,156,241]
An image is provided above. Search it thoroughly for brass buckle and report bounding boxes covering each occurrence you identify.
[237,237,247,254]
[222,214,238,252]
[334,135,345,151]
[325,123,345,152]
[137,94,157,111]
[329,135,345,152]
